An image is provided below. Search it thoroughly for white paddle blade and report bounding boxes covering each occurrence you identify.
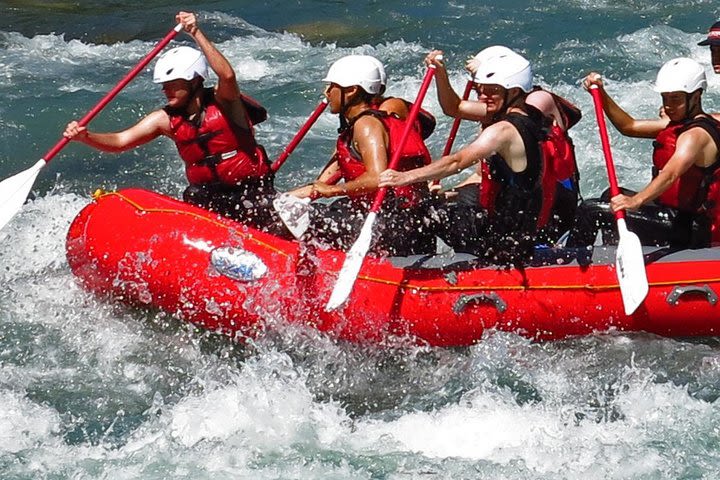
[273,193,311,239]
[0,159,46,231]
[325,212,377,311]
[615,219,649,315]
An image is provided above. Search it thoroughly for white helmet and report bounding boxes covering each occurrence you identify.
[368,56,387,87]
[472,45,517,65]
[323,55,383,95]
[153,46,209,84]
[653,57,707,93]
[472,47,533,92]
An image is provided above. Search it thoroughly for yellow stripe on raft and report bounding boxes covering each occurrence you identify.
[97,190,290,257]
[95,190,720,294]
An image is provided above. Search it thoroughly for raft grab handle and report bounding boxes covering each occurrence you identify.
[453,292,507,314]
[666,285,718,306]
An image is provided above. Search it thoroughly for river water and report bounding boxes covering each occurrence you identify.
[1,1,720,478]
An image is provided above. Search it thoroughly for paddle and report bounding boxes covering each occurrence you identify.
[428,79,474,191]
[274,170,342,239]
[441,80,474,157]
[0,24,183,232]
[325,65,437,311]
[269,99,330,238]
[588,85,649,315]
[270,98,329,173]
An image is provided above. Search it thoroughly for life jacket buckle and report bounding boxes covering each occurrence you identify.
[220,150,238,161]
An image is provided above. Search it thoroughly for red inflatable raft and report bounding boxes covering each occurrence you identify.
[66,188,720,346]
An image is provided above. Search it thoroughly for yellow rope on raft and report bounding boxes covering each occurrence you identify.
[96,190,290,257]
[95,190,720,294]
[356,274,720,293]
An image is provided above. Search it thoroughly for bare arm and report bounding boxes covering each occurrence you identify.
[288,156,342,198]
[63,109,169,153]
[312,116,388,198]
[176,11,251,130]
[426,50,461,117]
[584,72,667,138]
[426,50,488,122]
[379,122,509,187]
[316,156,341,182]
[610,128,713,211]
[455,97,489,123]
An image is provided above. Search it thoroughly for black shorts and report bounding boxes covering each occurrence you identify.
[566,188,705,248]
[306,196,436,257]
[428,184,537,266]
[183,176,288,236]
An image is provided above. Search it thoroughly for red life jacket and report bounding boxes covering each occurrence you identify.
[537,122,578,227]
[529,87,581,224]
[479,107,564,230]
[166,88,270,185]
[533,86,582,206]
[336,109,431,207]
[371,97,437,142]
[652,115,720,243]
[545,90,581,182]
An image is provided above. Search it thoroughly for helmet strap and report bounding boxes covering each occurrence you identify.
[189,77,204,101]
[505,88,525,110]
[338,86,365,132]
[177,77,205,116]
[338,88,349,133]
[685,90,704,119]
[492,88,524,122]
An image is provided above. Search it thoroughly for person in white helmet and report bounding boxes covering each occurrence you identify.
[379,48,556,265]
[63,12,277,230]
[368,56,437,140]
[424,46,582,246]
[698,21,720,75]
[313,56,436,185]
[289,54,435,256]
[569,58,720,248]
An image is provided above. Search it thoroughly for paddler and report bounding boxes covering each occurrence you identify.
[63,11,278,230]
[568,58,720,248]
[379,48,558,265]
[424,46,582,246]
[288,54,435,256]
[313,56,437,185]
[698,21,720,75]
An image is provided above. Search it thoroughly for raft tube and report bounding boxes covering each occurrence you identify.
[66,188,720,346]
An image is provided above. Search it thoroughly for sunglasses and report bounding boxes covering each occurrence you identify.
[472,83,505,97]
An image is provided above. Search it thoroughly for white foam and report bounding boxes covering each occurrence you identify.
[0,192,85,279]
[0,390,61,454]
[167,351,348,449]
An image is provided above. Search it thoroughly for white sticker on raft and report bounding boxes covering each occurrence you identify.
[210,247,268,282]
[183,238,215,252]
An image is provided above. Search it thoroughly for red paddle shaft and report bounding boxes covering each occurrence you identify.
[369,66,437,212]
[271,98,329,172]
[589,86,625,221]
[42,24,183,163]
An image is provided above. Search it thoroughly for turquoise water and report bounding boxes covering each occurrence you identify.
[2,1,720,478]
